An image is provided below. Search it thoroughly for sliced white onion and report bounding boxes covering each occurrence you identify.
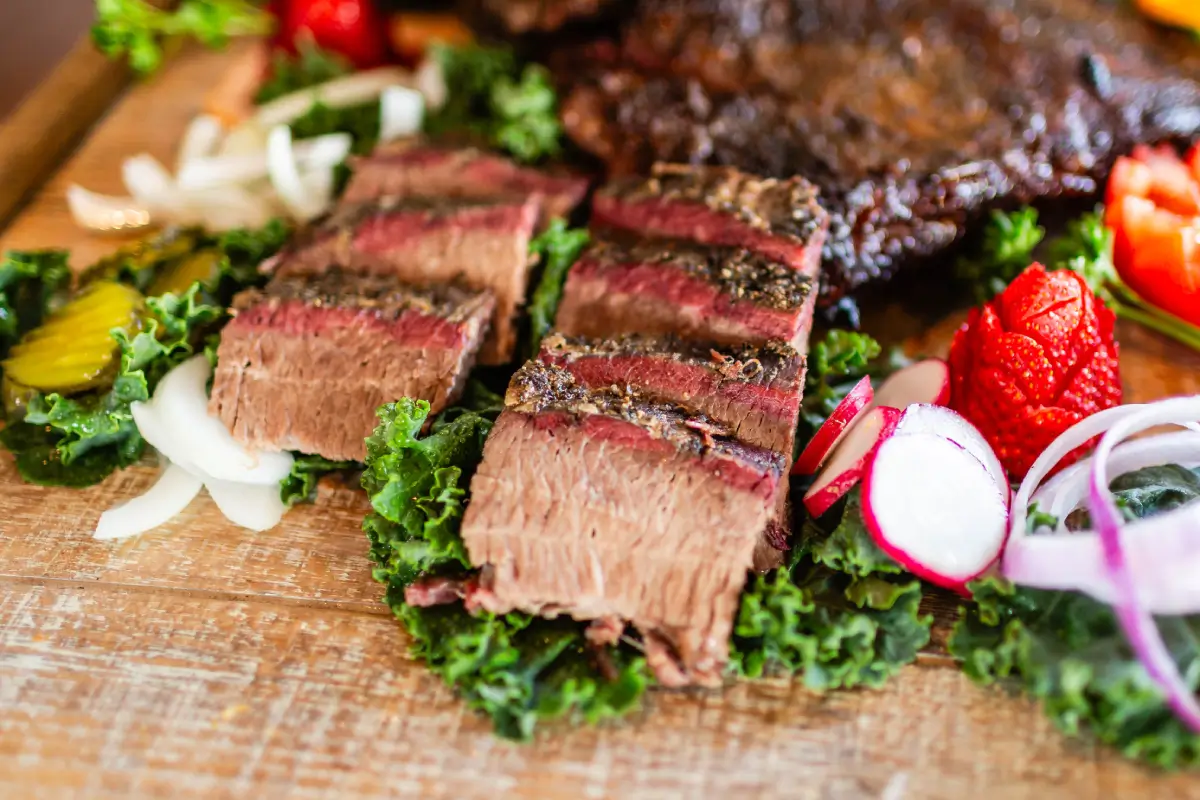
[218,122,270,158]
[175,185,276,231]
[94,461,204,540]
[254,67,413,130]
[176,114,225,172]
[177,132,352,191]
[266,125,334,222]
[205,478,287,532]
[133,355,293,485]
[65,184,152,234]
[379,86,425,143]
[122,154,181,215]
[415,56,447,111]
[1088,397,1200,733]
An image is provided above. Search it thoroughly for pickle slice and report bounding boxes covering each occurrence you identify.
[2,281,144,394]
[147,248,224,298]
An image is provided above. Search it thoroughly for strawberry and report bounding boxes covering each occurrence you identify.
[270,0,393,71]
[948,264,1122,480]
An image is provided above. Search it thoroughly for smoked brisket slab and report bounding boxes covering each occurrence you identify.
[555,235,817,351]
[459,360,786,686]
[559,0,1200,303]
[342,142,590,223]
[264,195,539,364]
[209,270,493,461]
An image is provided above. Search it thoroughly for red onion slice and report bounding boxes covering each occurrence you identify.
[1087,397,1200,733]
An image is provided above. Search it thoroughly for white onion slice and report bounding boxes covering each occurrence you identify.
[133,355,293,485]
[415,56,447,111]
[218,122,270,158]
[205,478,287,532]
[176,114,225,172]
[1087,397,1200,732]
[254,67,412,130]
[176,185,276,231]
[65,184,152,234]
[177,132,352,191]
[94,462,203,540]
[266,125,333,222]
[379,86,425,143]
[122,154,180,215]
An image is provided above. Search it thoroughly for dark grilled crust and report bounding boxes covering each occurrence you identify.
[505,359,786,473]
[540,331,804,388]
[236,269,491,324]
[560,0,1200,302]
[583,236,813,310]
[600,163,825,244]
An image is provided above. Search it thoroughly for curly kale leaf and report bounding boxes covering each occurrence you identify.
[525,220,590,359]
[956,208,1046,303]
[0,249,71,358]
[280,454,360,506]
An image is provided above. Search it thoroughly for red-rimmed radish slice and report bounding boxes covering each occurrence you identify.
[871,358,950,408]
[803,406,900,518]
[893,403,1009,500]
[862,433,1009,593]
[793,376,874,475]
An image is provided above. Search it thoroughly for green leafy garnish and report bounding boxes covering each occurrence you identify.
[427,45,564,163]
[281,454,360,506]
[255,46,351,105]
[950,464,1200,769]
[797,329,901,450]
[525,220,590,359]
[955,208,1045,303]
[730,490,931,687]
[2,285,221,486]
[92,0,272,76]
[363,397,651,739]
[0,250,71,358]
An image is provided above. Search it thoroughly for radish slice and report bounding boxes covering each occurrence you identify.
[893,404,1009,498]
[863,434,1009,592]
[205,478,287,532]
[379,86,425,143]
[94,462,203,540]
[793,376,874,475]
[872,358,950,408]
[803,406,900,518]
[176,114,225,172]
[132,356,293,485]
[253,67,413,130]
[65,185,152,234]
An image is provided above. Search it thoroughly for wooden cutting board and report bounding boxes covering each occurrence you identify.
[1,44,1199,800]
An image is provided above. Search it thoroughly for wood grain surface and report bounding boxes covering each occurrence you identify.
[2,43,1200,800]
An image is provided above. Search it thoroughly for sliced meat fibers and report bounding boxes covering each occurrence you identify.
[265,195,539,364]
[554,235,817,352]
[342,141,590,224]
[591,163,828,274]
[538,332,804,454]
[460,360,786,687]
[209,269,493,461]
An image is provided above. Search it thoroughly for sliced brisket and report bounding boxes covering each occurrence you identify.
[592,164,827,273]
[554,235,817,351]
[459,360,786,686]
[464,0,621,33]
[264,195,539,364]
[342,142,590,223]
[559,0,1200,303]
[209,270,493,461]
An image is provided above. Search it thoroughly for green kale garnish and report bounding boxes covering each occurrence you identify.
[949,464,1200,769]
[427,45,564,163]
[525,220,590,359]
[955,208,1045,303]
[92,0,272,75]
[255,45,352,105]
[730,490,931,687]
[0,250,71,358]
[362,397,651,739]
[281,454,360,506]
[1,221,287,487]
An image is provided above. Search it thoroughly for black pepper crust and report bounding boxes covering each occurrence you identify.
[505,359,786,474]
[582,236,813,310]
[539,332,804,388]
[600,163,826,243]
[233,269,491,323]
